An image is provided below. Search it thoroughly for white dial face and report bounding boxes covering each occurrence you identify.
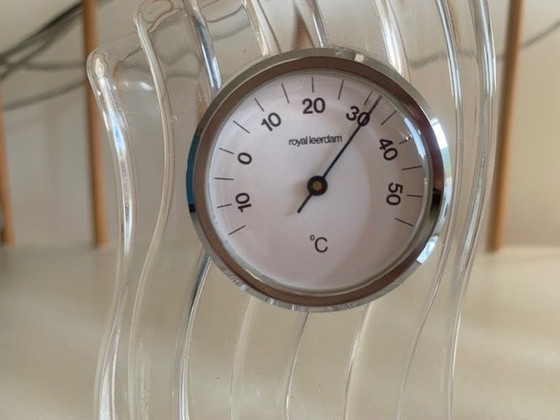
[190,52,446,308]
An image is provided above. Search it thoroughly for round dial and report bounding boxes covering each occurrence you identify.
[188,49,448,310]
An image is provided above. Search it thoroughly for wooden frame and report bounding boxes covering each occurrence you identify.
[83,0,108,246]
[490,0,524,251]
[0,84,14,245]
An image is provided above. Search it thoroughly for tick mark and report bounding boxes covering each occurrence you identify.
[381,111,397,126]
[214,177,234,181]
[254,98,264,112]
[233,120,250,134]
[402,165,423,171]
[219,147,234,155]
[228,225,246,236]
[395,218,414,227]
[399,135,412,145]
[281,83,290,103]
[311,76,315,93]
[371,95,382,112]
[337,79,345,100]
[217,203,232,208]
[406,194,423,198]
[363,90,373,105]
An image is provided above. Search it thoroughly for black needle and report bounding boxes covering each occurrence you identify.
[296,95,382,214]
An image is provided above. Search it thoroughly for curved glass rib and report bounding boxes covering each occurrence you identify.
[131,10,178,418]
[342,267,450,418]
[230,304,309,420]
[229,301,258,420]
[338,2,436,419]
[194,2,309,418]
[445,1,497,418]
[282,314,308,420]
[88,35,158,420]
[187,0,265,83]
[317,0,393,64]
[175,253,210,420]
[284,307,366,420]
[90,47,135,420]
[373,0,410,78]
[184,0,222,91]
[340,306,370,420]
[395,0,463,418]
[132,2,287,419]
[296,0,328,48]
[183,2,266,419]
[243,0,280,55]
[128,2,216,418]
[224,2,333,418]
[339,1,495,419]
[245,0,327,51]
[279,2,412,418]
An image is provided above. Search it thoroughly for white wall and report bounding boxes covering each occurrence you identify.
[2,0,143,245]
[501,3,560,245]
[1,0,559,246]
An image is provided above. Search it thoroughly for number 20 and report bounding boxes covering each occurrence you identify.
[302,97,325,114]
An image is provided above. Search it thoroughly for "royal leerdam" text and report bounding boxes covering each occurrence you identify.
[288,134,343,147]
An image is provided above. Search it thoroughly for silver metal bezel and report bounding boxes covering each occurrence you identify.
[187,48,450,312]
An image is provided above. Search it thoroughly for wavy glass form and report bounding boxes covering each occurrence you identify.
[89,0,495,419]
[88,35,161,420]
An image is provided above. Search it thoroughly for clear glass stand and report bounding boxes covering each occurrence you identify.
[88,1,495,419]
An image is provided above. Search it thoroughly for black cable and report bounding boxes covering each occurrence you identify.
[0,0,110,62]
[3,13,559,112]
[1,5,81,64]
[0,0,112,78]
[20,61,83,71]
[5,80,85,112]
[1,25,70,80]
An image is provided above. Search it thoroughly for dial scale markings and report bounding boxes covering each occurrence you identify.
[209,71,428,292]
[281,83,290,103]
[254,97,265,112]
[228,225,247,236]
[380,110,396,126]
[363,90,374,105]
[190,50,448,308]
[401,165,423,171]
[337,79,345,100]
[233,120,250,133]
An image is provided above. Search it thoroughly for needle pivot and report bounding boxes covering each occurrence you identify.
[307,175,328,196]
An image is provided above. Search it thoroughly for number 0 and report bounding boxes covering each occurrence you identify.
[238,152,252,165]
